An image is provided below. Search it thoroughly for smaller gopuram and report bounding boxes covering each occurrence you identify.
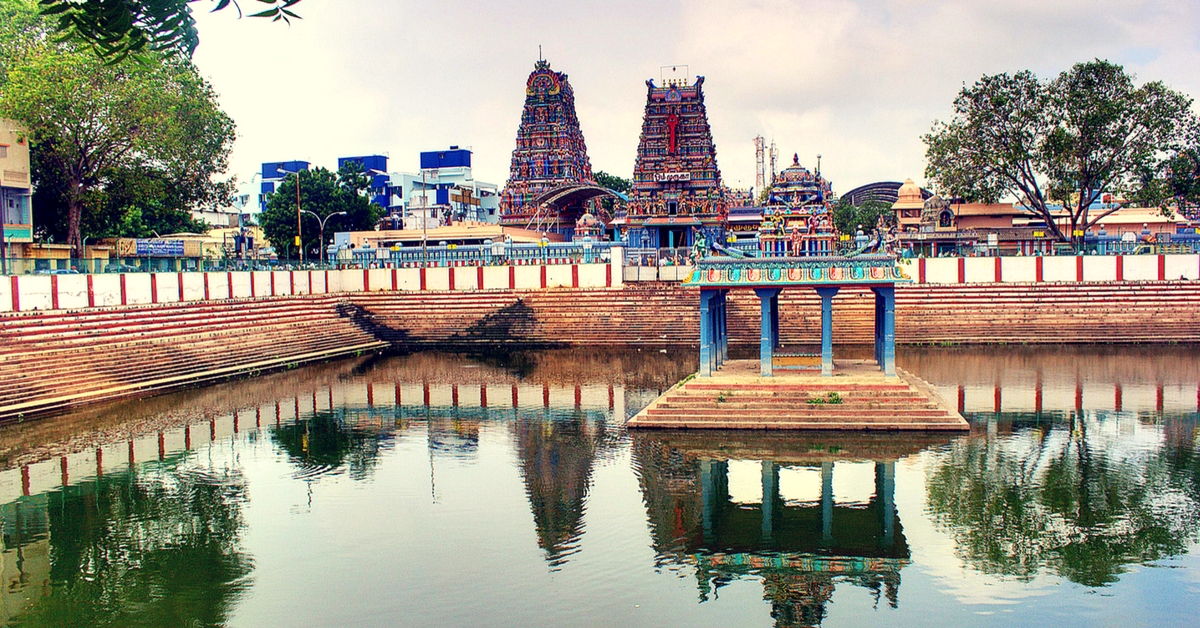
[760,155,837,256]
[623,70,726,250]
[498,59,598,238]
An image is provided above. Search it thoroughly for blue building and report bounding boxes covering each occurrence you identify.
[257,160,311,213]
[338,155,392,211]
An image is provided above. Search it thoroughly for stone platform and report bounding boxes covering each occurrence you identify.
[628,360,968,431]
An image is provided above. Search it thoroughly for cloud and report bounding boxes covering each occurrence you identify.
[191,0,1200,195]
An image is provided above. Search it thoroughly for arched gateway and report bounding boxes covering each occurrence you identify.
[685,255,911,378]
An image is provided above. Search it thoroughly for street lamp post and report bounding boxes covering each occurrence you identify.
[301,210,347,266]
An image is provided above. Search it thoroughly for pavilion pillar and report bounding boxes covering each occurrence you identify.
[821,461,834,547]
[699,290,714,377]
[871,286,897,377]
[771,293,781,350]
[816,287,839,377]
[700,459,727,546]
[876,461,896,549]
[761,461,779,543]
[754,288,782,377]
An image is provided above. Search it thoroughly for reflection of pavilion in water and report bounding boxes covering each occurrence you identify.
[635,432,947,627]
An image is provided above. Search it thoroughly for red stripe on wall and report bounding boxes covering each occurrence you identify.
[1158,254,1166,281]
[572,264,579,288]
[1076,256,1084,282]
[86,274,95,307]
[392,268,398,291]
[994,257,1002,283]
[509,265,516,290]
[420,267,427,291]
[957,257,965,283]
[50,275,59,310]
[363,268,370,291]
[1035,256,1043,282]
[227,272,233,298]
[270,271,276,296]
[248,272,255,298]
[119,274,127,305]
[177,272,184,301]
[606,263,612,287]
[448,267,455,291]
[1115,255,1124,281]
[149,273,158,303]
[540,265,548,289]
[478,266,485,290]
[203,273,210,300]
[918,257,926,283]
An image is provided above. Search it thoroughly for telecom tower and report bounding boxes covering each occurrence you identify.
[754,136,766,204]
[769,140,779,186]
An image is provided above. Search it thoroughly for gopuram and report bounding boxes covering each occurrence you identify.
[620,71,727,249]
[759,155,837,256]
[498,59,600,239]
[630,255,966,431]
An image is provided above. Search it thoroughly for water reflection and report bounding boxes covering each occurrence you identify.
[515,410,609,566]
[0,348,1194,626]
[926,412,1200,587]
[634,432,951,627]
[0,457,251,627]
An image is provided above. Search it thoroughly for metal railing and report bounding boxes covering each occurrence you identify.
[345,241,617,268]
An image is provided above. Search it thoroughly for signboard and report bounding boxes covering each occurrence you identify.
[134,239,185,257]
[654,172,691,182]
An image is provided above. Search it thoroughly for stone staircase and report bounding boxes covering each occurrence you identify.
[628,362,967,431]
[0,295,387,420]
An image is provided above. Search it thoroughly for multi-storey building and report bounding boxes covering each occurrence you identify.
[0,119,33,263]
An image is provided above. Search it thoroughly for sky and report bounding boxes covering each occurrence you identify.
[191,0,1200,195]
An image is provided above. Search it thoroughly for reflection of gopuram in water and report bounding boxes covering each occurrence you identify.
[634,432,948,627]
[514,409,610,566]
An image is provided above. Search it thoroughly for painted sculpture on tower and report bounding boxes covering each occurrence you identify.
[759,154,837,256]
[623,73,727,250]
[498,59,598,238]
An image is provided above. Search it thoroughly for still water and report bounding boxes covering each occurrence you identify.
[0,347,1198,627]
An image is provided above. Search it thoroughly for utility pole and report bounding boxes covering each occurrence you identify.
[421,169,428,264]
[293,167,304,263]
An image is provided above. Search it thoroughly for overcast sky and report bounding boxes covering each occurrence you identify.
[191,0,1200,194]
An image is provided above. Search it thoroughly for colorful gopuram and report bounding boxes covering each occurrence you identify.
[760,154,837,256]
[623,75,726,249]
[498,59,598,238]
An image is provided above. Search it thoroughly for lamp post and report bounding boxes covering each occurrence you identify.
[279,165,305,263]
[301,210,346,266]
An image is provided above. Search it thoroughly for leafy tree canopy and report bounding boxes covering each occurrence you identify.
[924,60,1200,245]
[593,170,631,195]
[0,4,236,255]
[832,198,893,237]
[37,0,302,61]
[260,164,383,259]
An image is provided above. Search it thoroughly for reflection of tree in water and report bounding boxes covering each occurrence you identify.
[7,459,251,627]
[514,411,607,568]
[271,411,390,481]
[927,414,1200,587]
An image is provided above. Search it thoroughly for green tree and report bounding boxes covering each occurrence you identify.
[593,170,631,195]
[38,0,302,61]
[0,33,235,257]
[832,198,893,237]
[924,60,1199,246]
[260,164,382,259]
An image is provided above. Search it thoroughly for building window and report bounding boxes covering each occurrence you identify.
[0,145,7,158]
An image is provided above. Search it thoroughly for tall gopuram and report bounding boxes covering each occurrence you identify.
[623,74,726,249]
[498,59,598,238]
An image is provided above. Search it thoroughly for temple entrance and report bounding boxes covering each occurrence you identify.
[659,227,688,249]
